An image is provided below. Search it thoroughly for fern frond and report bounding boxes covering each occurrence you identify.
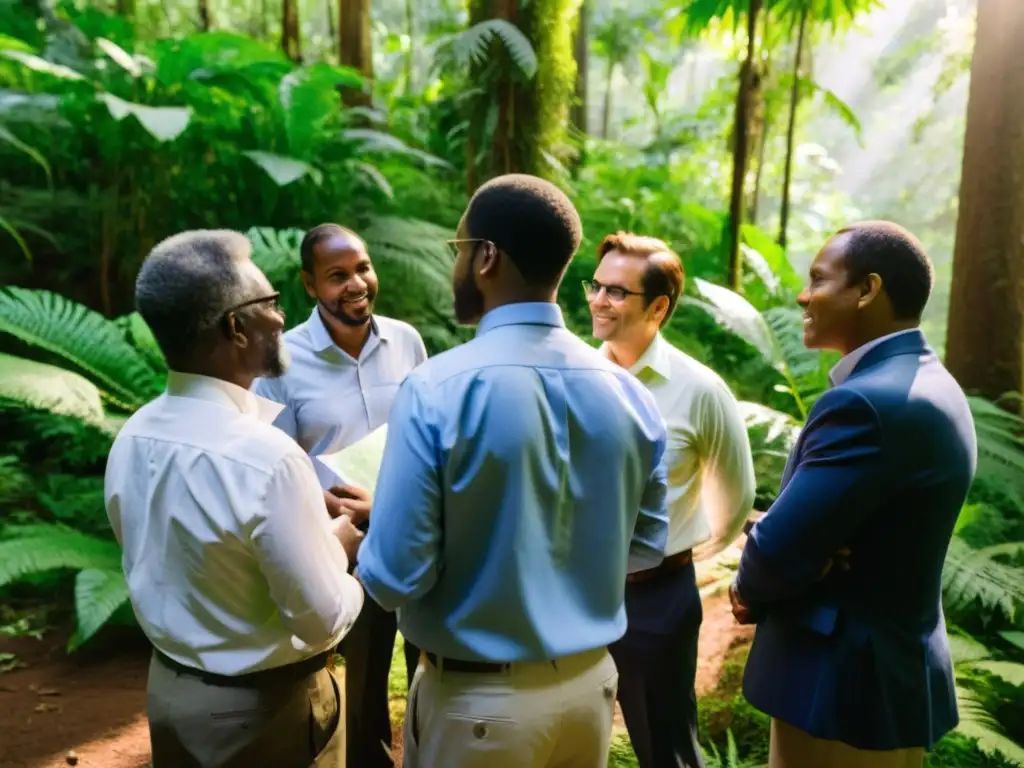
[67,567,130,651]
[446,19,538,79]
[762,306,834,403]
[0,352,107,426]
[969,395,1024,512]
[0,287,164,409]
[245,226,313,330]
[361,215,454,298]
[955,683,1024,764]
[114,312,167,373]
[943,536,1024,623]
[0,524,121,588]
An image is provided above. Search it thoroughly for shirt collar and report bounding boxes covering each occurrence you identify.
[476,302,565,336]
[829,328,919,386]
[165,371,284,424]
[307,306,386,354]
[599,332,673,381]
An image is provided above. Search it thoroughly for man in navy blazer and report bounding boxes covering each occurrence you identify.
[730,221,977,767]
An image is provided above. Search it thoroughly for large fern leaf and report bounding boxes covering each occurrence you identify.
[114,312,168,374]
[0,524,121,587]
[67,567,130,651]
[968,396,1024,512]
[361,215,454,298]
[0,353,106,426]
[0,287,164,410]
[444,19,538,79]
[943,536,1024,624]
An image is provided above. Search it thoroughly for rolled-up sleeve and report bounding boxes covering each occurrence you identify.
[358,375,443,610]
[251,452,364,648]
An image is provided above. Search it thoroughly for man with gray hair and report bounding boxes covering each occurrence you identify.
[104,229,365,767]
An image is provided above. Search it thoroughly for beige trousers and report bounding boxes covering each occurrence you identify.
[147,654,345,767]
[769,718,926,768]
[403,647,619,768]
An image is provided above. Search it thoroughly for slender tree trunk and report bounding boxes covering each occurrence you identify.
[282,0,301,62]
[749,110,769,224]
[571,1,588,136]
[404,0,414,94]
[726,0,762,292]
[327,0,337,60]
[945,0,1024,404]
[198,0,213,30]
[778,5,808,249]
[339,0,373,107]
[601,59,614,139]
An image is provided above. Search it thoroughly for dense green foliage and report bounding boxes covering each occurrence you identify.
[0,0,1020,765]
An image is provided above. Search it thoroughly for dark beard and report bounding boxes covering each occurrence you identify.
[453,272,484,325]
[322,296,375,327]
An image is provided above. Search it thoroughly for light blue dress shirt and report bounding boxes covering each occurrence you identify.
[253,307,427,457]
[358,302,670,663]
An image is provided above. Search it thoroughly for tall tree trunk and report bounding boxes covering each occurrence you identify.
[945,0,1024,403]
[327,0,337,60]
[778,5,808,249]
[571,1,588,135]
[339,0,374,107]
[198,0,213,30]
[601,59,614,139]
[282,0,301,62]
[726,0,763,292]
[404,0,414,94]
[749,109,769,224]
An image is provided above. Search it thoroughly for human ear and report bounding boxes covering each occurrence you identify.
[477,241,499,278]
[224,312,250,348]
[857,273,883,310]
[301,270,316,300]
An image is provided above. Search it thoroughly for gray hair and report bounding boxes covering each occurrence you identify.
[135,229,260,363]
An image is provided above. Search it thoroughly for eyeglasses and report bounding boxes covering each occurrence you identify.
[445,238,490,260]
[581,280,645,303]
[222,292,282,319]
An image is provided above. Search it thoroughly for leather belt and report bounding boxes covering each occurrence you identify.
[626,548,692,584]
[424,652,510,675]
[154,649,330,688]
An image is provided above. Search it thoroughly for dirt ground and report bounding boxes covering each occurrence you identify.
[0,594,751,768]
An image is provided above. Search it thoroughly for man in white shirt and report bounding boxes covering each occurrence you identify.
[105,229,365,767]
[587,232,757,768]
[253,224,427,768]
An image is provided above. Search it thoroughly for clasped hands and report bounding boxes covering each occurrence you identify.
[325,485,371,564]
[729,545,852,625]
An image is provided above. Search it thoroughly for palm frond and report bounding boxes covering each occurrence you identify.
[443,20,538,79]
[113,312,167,373]
[0,524,121,588]
[0,353,107,426]
[0,287,164,410]
[67,567,130,651]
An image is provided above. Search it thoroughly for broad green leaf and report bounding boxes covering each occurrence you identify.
[96,37,141,77]
[342,129,453,169]
[690,278,775,362]
[0,353,106,425]
[68,567,130,652]
[1000,632,1024,652]
[243,150,322,186]
[972,661,1024,688]
[0,525,121,588]
[0,50,85,80]
[99,93,191,142]
[0,34,36,54]
[279,63,363,153]
[354,161,394,198]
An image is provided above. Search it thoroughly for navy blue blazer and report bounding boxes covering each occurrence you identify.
[735,330,977,751]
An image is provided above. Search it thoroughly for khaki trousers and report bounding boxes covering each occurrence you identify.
[147,654,345,767]
[769,719,926,768]
[403,647,619,768]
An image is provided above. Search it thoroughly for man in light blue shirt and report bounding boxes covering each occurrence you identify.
[358,175,670,768]
[252,224,426,768]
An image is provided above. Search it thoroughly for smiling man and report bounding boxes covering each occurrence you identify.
[732,221,977,767]
[587,232,756,768]
[253,223,427,768]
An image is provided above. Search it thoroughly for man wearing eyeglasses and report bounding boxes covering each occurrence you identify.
[253,223,428,768]
[105,230,365,766]
[586,232,757,768]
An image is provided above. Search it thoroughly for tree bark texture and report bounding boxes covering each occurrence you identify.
[339,0,373,107]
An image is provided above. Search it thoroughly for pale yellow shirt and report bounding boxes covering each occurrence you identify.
[104,372,364,676]
[607,333,757,559]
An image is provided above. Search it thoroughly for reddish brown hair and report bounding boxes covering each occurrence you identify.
[597,232,684,326]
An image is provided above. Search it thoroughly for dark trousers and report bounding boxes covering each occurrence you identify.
[340,595,420,768]
[609,561,705,768]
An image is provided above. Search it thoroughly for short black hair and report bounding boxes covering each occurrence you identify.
[837,221,934,320]
[465,174,583,286]
[300,223,364,274]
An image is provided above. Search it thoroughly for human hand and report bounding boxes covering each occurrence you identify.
[330,514,365,565]
[328,484,372,527]
[729,583,753,625]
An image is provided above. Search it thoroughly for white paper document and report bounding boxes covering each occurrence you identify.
[313,424,390,493]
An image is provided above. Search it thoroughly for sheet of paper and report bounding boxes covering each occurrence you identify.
[313,424,389,493]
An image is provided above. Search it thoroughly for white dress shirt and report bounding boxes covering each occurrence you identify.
[104,372,364,676]
[608,333,757,559]
[253,308,428,456]
[829,328,920,386]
